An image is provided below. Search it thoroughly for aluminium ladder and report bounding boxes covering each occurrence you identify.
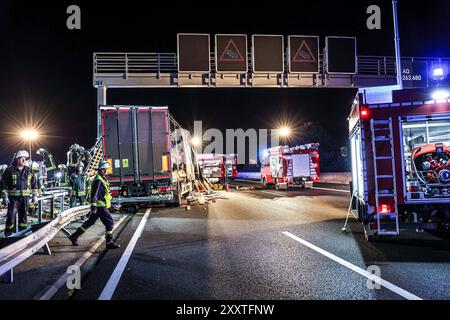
[370,118,399,235]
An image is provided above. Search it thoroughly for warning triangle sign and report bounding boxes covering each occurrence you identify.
[293,40,317,63]
[219,39,245,62]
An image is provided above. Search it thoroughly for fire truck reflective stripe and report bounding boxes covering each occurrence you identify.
[282,231,422,300]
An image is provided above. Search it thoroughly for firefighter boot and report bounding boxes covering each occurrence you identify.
[105,234,120,249]
[68,228,84,246]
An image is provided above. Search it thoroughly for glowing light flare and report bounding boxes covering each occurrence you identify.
[191,136,202,147]
[433,67,444,78]
[431,90,450,101]
[20,129,39,141]
[278,127,291,137]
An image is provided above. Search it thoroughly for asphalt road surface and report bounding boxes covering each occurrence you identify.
[67,181,450,300]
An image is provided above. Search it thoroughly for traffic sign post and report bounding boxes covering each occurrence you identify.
[288,35,319,74]
[177,33,210,73]
[325,36,357,74]
[252,35,284,73]
[215,34,247,73]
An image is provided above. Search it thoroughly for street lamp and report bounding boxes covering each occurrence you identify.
[20,129,39,161]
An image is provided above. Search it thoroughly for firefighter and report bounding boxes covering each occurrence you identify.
[0,165,7,186]
[67,144,85,176]
[57,164,68,186]
[69,162,89,208]
[31,161,44,194]
[68,160,120,249]
[29,161,44,216]
[1,150,38,237]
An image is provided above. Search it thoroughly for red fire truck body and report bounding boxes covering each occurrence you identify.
[197,154,237,189]
[349,90,450,240]
[260,144,320,189]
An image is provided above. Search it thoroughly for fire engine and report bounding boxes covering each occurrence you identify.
[349,88,450,240]
[260,144,320,189]
[197,154,237,189]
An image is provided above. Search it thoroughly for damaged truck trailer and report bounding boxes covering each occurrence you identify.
[100,105,196,208]
[349,89,450,241]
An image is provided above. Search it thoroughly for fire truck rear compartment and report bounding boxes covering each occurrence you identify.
[401,116,450,202]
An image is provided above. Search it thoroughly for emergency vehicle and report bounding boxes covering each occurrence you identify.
[260,144,320,189]
[197,153,237,189]
[349,88,450,240]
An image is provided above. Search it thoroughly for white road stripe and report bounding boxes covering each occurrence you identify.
[235,179,260,183]
[312,187,350,193]
[98,209,151,300]
[35,215,128,300]
[282,231,422,300]
[260,190,285,197]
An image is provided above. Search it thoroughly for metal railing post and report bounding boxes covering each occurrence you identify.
[61,195,65,212]
[50,196,54,220]
[125,53,128,78]
[157,53,161,77]
[38,199,42,223]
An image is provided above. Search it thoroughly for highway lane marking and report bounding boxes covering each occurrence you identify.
[98,209,151,300]
[260,190,286,197]
[35,214,128,300]
[235,179,260,183]
[282,231,423,300]
[311,187,350,193]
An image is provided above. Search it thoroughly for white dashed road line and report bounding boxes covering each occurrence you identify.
[282,231,422,300]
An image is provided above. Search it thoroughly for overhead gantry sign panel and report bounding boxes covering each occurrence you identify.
[92,33,417,89]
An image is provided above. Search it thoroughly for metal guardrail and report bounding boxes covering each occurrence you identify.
[0,190,90,283]
[93,53,450,78]
[94,52,401,77]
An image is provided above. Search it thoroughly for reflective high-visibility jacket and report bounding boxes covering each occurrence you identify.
[70,172,89,196]
[1,166,38,197]
[90,174,112,209]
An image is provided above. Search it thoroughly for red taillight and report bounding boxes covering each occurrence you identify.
[111,190,119,196]
[360,108,369,119]
[379,204,392,214]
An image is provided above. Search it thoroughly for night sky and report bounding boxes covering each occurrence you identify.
[1,0,449,170]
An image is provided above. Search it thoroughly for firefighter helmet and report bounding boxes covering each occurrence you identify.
[70,143,80,150]
[58,164,67,170]
[36,148,47,156]
[76,161,85,168]
[15,150,30,159]
[97,160,110,171]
